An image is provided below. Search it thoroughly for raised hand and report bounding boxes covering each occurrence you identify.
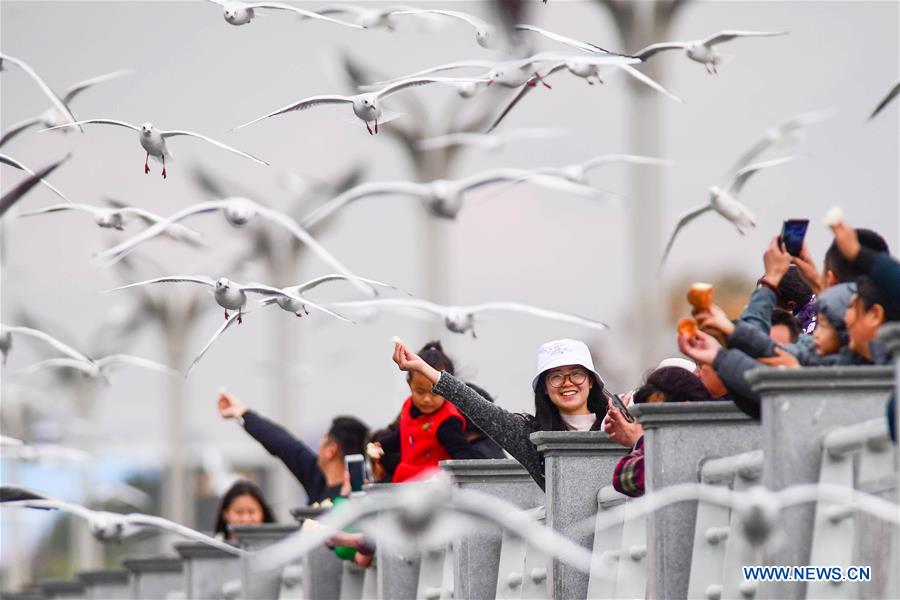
[217,388,247,420]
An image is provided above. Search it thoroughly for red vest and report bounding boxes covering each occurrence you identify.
[392,396,466,483]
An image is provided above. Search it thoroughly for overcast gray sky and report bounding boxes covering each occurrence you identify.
[1,0,898,522]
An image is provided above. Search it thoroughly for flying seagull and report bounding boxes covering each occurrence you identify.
[729,108,835,173]
[0,153,71,204]
[660,156,801,267]
[0,155,70,216]
[44,120,268,178]
[206,0,363,28]
[388,9,498,49]
[0,53,81,131]
[258,274,408,316]
[0,69,131,147]
[330,297,608,338]
[0,322,94,365]
[633,30,788,74]
[19,353,178,383]
[415,128,565,152]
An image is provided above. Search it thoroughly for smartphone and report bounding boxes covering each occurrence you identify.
[345,454,365,492]
[780,219,809,257]
[604,389,635,423]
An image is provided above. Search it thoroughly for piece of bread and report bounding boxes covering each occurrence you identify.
[677,317,699,337]
[824,206,844,227]
[687,283,714,311]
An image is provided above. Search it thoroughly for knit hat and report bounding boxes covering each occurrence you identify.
[813,282,857,346]
[532,339,605,392]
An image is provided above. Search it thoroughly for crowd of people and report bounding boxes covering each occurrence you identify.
[209,215,899,563]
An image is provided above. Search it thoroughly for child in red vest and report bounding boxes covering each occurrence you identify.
[374,341,479,482]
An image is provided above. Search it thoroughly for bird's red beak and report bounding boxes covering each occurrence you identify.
[486,80,493,87]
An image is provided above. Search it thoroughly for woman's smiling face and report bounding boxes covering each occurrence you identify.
[543,364,593,415]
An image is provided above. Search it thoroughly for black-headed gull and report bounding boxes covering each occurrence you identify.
[20,353,178,383]
[18,201,202,242]
[258,274,408,316]
[660,156,800,267]
[0,53,81,132]
[94,197,374,296]
[869,81,899,121]
[388,9,497,48]
[44,120,268,178]
[206,0,362,28]
[301,168,613,226]
[633,30,788,74]
[0,69,131,148]
[0,322,93,365]
[729,108,835,173]
[485,56,679,132]
[0,153,71,204]
[415,128,565,152]
[234,77,488,135]
[330,298,608,338]
[103,275,346,324]
[3,496,242,554]
[535,154,674,184]
[315,4,417,29]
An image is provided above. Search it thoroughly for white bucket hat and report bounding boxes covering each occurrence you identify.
[531,339,605,392]
[655,357,697,373]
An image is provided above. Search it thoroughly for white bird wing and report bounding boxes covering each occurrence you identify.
[0,54,81,131]
[102,276,216,294]
[701,30,788,47]
[632,41,688,61]
[293,274,407,295]
[247,286,354,323]
[94,354,178,376]
[159,130,268,165]
[869,81,900,120]
[0,152,72,203]
[513,24,614,54]
[580,154,674,173]
[376,77,488,99]
[0,116,42,147]
[2,324,92,362]
[726,156,799,197]
[370,61,493,85]
[466,302,608,329]
[316,5,364,16]
[17,203,98,218]
[19,357,98,377]
[389,9,488,31]
[615,64,684,103]
[7,498,99,522]
[233,95,352,130]
[186,312,243,378]
[0,154,72,213]
[243,2,363,27]
[253,204,374,296]
[484,64,568,133]
[97,200,231,263]
[458,168,612,200]
[0,436,25,447]
[62,69,132,104]
[660,204,714,267]
[41,118,139,133]
[300,181,429,229]
[329,297,446,318]
[124,514,244,555]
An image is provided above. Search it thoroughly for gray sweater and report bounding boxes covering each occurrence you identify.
[433,371,548,489]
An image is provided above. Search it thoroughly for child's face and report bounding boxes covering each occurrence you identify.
[813,313,841,355]
[844,295,883,356]
[408,372,446,415]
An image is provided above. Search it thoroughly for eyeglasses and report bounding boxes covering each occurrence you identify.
[547,369,589,388]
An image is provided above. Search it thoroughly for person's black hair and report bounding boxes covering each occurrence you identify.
[824,229,889,283]
[633,366,713,405]
[214,479,275,537]
[411,341,455,379]
[777,267,813,313]
[328,416,370,457]
[855,275,900,323]
[771,308,802,343]
[369,426,401,482]
[533,371,606,431]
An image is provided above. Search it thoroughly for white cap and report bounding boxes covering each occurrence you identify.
[532,339,605,392]
[655,357,697,373]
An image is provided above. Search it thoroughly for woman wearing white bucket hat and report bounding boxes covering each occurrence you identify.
[392,338,608,489]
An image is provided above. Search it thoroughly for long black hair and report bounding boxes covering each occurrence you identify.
[214,479,275,537]
[533,372,607,432]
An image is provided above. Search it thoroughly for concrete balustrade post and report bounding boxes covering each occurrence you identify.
[632,401,761,600]
[747,365,893,599]
[122,556,183,600]
[174,542,241,600]
[290,506,342,600]
[439,459,544,600]
[530,431,626,600]
[77,570,129,600]
[231,523,300,600]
